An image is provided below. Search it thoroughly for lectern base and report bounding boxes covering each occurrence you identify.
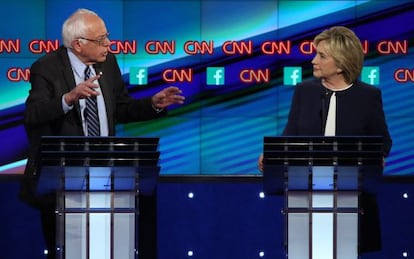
[57,191,137,259]
[287,191,358,259]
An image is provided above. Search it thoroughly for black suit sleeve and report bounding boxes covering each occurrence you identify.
[282,85,301,136]
[370,88,392,156]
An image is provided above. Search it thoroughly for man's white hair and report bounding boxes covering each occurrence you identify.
[61,8,98,48]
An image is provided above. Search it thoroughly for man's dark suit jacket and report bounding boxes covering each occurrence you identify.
[283,79,392,156]
[22,46,165,200]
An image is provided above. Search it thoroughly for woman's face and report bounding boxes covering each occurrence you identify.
[311,40,340,80]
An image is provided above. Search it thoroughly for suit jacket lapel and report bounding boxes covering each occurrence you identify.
[58,46,82,122]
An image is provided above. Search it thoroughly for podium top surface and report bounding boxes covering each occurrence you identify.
[264,135,383,145]
[37,137,161,193]
[263,136,384,166]
[39,136,160,167]
[41,136,159,150]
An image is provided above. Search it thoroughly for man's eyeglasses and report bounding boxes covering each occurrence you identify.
[78,32,110,46]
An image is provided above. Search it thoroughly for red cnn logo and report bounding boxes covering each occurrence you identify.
[145,40,175,54]
[240,69,270,83]
[184,41,214,55]
[394,69,414,83]
[222,40,253,55]
[0,39,20,53]
[162,68,193,82]
[7,67,30,82]
[29,40,59,54]
[261,41,291,55]
[377,40,407,54]
[109,40,137,54]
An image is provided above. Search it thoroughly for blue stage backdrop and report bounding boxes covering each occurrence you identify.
[0,0,413,176]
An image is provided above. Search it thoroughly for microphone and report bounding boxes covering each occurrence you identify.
[93,63,103,77]
[321,89,332,133]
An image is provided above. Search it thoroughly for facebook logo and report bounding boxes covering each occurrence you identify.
[207,67,225,86]
[129,67,148,85]
[283,67,302,85]
[361,67,380,85]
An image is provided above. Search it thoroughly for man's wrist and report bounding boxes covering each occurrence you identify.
[63,93,74,106]
[152,104,164,113]
[62,94,74,113]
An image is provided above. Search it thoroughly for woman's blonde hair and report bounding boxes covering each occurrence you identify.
[314,26,364,84]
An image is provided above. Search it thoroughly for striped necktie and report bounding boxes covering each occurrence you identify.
[84,66,101,136]
[324,92,336,136]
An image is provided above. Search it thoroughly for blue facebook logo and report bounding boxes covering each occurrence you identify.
[361,67,380,85]
[129,67,148,85]
[207,67,225,85]
[283,67,302,85]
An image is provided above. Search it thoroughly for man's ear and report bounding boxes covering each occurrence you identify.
[71,39,82,52]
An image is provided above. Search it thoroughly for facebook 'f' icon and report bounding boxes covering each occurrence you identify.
[361,66,380,85]
[207,67,225,86]
[284,67,302,86]
[129,67,148,85]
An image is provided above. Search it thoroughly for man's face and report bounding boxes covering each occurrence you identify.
[75,14,110,64]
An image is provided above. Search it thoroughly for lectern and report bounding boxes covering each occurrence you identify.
[262,136,383,259]
[36,136,160,259]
